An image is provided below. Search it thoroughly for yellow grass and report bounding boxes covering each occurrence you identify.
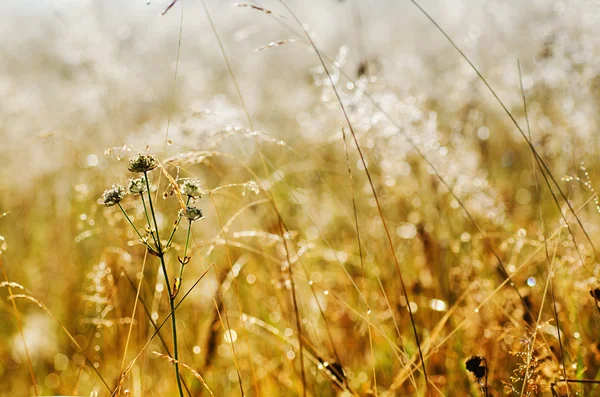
[2,1,600,396]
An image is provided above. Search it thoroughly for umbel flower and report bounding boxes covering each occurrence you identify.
[128,178,147,194]
[101,184,126,207]
[128,153,158,173]
[179,179,202,198]
[181,206,204,221]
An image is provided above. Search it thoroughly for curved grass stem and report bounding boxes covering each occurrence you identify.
[277,1,428,391]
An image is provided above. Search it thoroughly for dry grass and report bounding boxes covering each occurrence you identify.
[2,1,600,396]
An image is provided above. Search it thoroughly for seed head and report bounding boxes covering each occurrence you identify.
[128,153,158,173]
[179,179,202,198]
[180,206,204,221]
[128,178,147,194]
[101,184,126,207]
[465,356,486,380]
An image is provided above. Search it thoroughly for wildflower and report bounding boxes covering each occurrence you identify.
[179,179,202,198]
[465,356,487,380]
[128,153,158,173]
[101,184,126,207]
[180,206,203,221]
[128,178,147,194]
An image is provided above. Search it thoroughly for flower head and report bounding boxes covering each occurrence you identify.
[179,179,202,198]
[128,153,158,173]
[180,206,204,221]
[101,184,126,207]
[128,178,147,194]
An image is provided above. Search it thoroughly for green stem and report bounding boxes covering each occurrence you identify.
[158,253,184,397]
[117,203,145,243]
[178,221,192,281]
[165,197,192,250]
[141,193,160,250]
[165,216,183,249]
[143,172,163,251]
[143,171,184,397]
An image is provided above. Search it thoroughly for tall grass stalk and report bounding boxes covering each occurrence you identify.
[142,171,185,397]
[278,0,429,391]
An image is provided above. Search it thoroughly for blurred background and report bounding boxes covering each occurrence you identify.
[2,0,600,396]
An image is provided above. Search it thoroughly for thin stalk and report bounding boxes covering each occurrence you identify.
[278,1,428,390]
[482,357,489,397]
[119,248,149,384]
[0,257,38,395]
[143,172,162,251]
[113,264,216,397]
[6,291,113,394]
[121,268,192,396]
[143,171,184,397]
[166,196,192,250]
[517,60,570,396]
[409,0,596,266]
[206,193,248,396]
[157,254,184,397]
[253,0,534,325]
[199,2,261,393]
[141,193,160,249]
[117,203,145,243]
[178,221,192,282]
[277,220,307,396]
[341,126,378,394]
[165,216,183,249]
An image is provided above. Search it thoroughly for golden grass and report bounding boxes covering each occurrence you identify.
[2,1,600,396]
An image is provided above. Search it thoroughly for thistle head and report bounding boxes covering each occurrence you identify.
[101,184,126,207]
[128,153,158,173]
[128,178,147,194]
[180,206,204,221]
[179,179,202,198]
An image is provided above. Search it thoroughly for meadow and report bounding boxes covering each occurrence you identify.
[1,0,600,396]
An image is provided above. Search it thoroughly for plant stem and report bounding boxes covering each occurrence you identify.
[158,253,185,397]
[143,171,184,397]
[483,357,488,397]
[117,203,145,243]
[140,193,160,250]
[165,196,191,250]
[143,172,162,251]
[178,220,192,281]
[165,216,183,249]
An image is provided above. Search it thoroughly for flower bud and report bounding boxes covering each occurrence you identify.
[128,178,147,194]
[101,184,126,207]
[179,179,202,198]
[180,206,203,221]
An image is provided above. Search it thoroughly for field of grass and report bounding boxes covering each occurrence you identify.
[2,1,600,396]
